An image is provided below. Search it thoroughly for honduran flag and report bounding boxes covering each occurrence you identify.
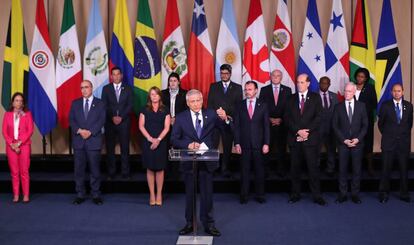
[55,0,82,128]
[83,0,109,99]
[186,0,215,105]
[297,0,325,92]
[161,0,188,89]
[270,0,296,92]
[243,0,270,92]
[376,0,402,111]
[28,0,57,136]
[109,0,134,87]
[215,0,242,83]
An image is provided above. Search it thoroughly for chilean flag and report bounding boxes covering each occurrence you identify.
[186,0,214,105]
[28,0,57,136]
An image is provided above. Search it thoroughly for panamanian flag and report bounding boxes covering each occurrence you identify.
[28,0,57,136]
[297,0,325,92]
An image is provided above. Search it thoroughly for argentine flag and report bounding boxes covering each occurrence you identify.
[83,0,109,98]
[297,0,325,92]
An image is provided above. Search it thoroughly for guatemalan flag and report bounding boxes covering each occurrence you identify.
[83,0,109,99]
[28,0,57,136]
[215,0,241,83]
[325,0,349,98]
[186,0,215,105]
[297,0,325,92]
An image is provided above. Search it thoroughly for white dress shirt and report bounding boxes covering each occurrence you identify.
[393,99,403,118]
[13,113,20,140]
[190,110,203,129]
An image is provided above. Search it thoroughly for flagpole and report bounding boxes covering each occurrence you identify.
[68,128,72,155]
[42,136,46,158]
[49,132,53,154]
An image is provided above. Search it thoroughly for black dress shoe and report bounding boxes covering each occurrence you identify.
[335,195,348,204]
[179,224,193,235]
[122,174,131,180]
[92,197,103,205]
[255,197,266,204]
[313,197,327,206]
[400,196,411,203]
[107,175,115,181]
[351,195,362,204]
[288,194,301,204]
[204,226,221,237]
[72,197,85,205]
[240,196,248,204]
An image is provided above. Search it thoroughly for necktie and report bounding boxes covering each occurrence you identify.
[348,102,353,123]
[396,102,401,124]
[274,86,279,106]
[195,112,202,138]
[323,93,329,109]
[300,94,305,114]
[223,83,228,94]
[248,100,254,119]
[84,99,89,120]
[116,85,121,102]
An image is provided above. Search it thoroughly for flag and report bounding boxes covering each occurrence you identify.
[270,0,295,92]
[133,0,161,113]
[297,0,325,92]
[109,0,134,88]
[28,0,57,136]
[161,0,188,89]
[243,0,270,91]
[83,0,109,98]
[376,0,402,110]
[186,0,215,105]
[215,0,241,83]
[2,0,28,109]
[56,0,82,128]
[350,0,376,86]
[325,0,349,98]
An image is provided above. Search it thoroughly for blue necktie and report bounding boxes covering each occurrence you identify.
[84,99,89,120]
[195,112,202,138]
[223,83,228,94]
[396,102,401,124]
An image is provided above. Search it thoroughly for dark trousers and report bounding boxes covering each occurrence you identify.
[184,164,215,228]
[240,149,265,198]
[338,144,363,196]
[319,131,336,171]
[218,127,234,173]
[268,125,287,173]
[290,144,321,198]
[379,148,409,197]
[74,149,101,198]
[105,121,130,176]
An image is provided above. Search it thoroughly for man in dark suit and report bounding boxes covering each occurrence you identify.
[171,89,230,237]
[234,80,270,204]
[101,67,133,180]
[207,64,243,177]
[332,83,368,204]
[259,69,291,177]
[284,73,326,206]
[69,80,106,205]
[378,84,413,203]
[318,76,338,176]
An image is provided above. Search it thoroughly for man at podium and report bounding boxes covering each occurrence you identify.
[171,89,230,237]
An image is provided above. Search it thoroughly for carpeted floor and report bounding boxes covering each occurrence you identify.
[0,192,413,245]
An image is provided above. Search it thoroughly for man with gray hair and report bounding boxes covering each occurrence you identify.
[332,82,368,204]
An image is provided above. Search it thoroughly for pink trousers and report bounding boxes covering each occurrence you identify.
[6,145,30,196]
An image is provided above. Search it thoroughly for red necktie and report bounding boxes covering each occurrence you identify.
[248,100,254,119]
[300,94,305,114]
[274,85,279,106]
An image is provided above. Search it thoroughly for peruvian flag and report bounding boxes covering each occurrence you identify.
[161,0,189,89]
[55,0,82,128]
[243,0,270,92]
[186,0,214,105]
[270,0,296,92]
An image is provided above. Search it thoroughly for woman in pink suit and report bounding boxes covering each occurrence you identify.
[2,92,34,203]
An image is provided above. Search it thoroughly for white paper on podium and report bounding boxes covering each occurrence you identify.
[196,142,209,155]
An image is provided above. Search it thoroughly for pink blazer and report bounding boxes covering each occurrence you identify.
[2,111,34,147]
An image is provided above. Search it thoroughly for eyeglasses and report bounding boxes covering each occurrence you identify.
[220,72,230,75]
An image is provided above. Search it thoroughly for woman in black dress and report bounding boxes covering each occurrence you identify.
[139,87,171,206]
[354,68,378,176]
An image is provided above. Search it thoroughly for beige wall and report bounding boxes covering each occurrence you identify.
[0,0,412,154]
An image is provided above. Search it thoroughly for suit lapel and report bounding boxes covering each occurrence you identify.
[187,110,198,139]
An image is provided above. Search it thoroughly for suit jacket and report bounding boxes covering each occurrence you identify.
[171,109,223,171]
[259,83,292,120]
[378,99,413,152]
[233,99,270,150]
[284,92,322,146]
[332,100,368,146]
[2,111,34,147]
[207,81,243,117]
[319,91,339,135]
[161,88,188,116]
[356,83,377,123]
[101,82,133,124]
[69,97,106,151]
